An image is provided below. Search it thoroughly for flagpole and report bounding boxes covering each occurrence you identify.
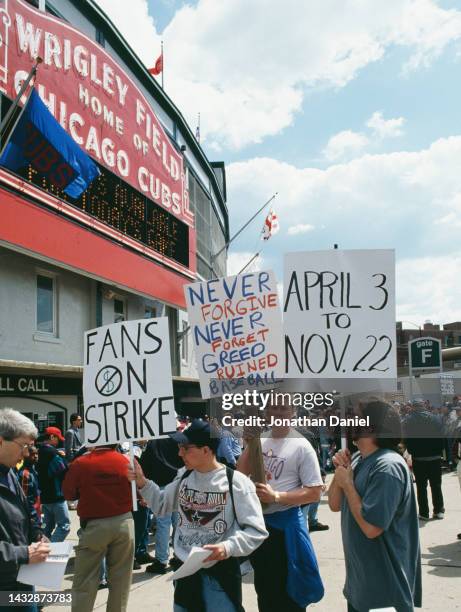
[196,112,200,143]
[0,58,42,150]
[178,193,277,344]
[237,252,261,275]
[211,192,278,262]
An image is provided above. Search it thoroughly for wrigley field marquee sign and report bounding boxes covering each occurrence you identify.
[0,0,193,227]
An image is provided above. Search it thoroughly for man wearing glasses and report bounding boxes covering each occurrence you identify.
[0,408,50,611]
[132,419,268,612]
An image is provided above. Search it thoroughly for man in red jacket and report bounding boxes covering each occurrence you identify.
[62,445,134,612]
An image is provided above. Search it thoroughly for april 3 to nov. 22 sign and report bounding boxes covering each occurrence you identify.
[83,318,176,445]
[283,249,396,379]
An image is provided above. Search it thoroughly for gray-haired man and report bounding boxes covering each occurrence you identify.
[0,408,50,611]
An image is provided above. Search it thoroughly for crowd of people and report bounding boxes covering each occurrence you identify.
[0,395,460,612]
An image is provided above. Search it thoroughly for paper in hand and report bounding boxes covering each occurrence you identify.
[18,542,73,590]
[168,547,214,581]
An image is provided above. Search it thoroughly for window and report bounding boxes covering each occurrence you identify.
[96,29,105,47]
[181,320,189,362]
[114,298,126,323]
[188,170,227,279]
[144,305,156,319]
[36,274,56,334]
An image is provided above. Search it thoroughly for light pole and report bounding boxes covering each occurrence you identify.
[399,321,422,402]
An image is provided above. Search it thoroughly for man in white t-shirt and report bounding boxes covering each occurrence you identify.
[237,397,324,612]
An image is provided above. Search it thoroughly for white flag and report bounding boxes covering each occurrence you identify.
[261,209,279,240]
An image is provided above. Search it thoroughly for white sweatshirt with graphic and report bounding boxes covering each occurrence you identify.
[140,465,268,562]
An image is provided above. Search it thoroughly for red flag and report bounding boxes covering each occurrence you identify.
[148,53,163,76]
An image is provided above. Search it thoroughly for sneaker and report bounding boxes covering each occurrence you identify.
[457,533,461,540]
[136,552,155,565]
[133,560,141,570]
[418,515,430,521]
[433,512,445,520]
[98,581,108,590]
[146,559,168,574]
[309,522,330,532]
[169,556,182,571]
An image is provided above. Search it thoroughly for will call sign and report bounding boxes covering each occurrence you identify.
[0,0,194,227]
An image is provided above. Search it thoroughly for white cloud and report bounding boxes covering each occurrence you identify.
[397,254,461,324]
[287,224,315,235]
[226,136,461,320]
[324,111,406,161]
[95,0,161,62]
[366,111,405,139]
[94,0,461,150]
[323,130,369,161]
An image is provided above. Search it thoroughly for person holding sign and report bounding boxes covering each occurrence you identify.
[237,396,325,612]
[131,420,268,611]
[328,400,422,612]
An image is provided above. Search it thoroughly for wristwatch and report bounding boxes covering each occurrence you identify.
[273,491,281,503]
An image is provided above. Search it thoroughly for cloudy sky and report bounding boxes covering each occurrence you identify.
[95,0,461,326]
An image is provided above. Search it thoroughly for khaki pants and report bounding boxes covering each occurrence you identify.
[72,512,134,612]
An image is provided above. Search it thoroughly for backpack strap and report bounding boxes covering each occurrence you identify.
[226,466,242,529]
[180,469,192,481]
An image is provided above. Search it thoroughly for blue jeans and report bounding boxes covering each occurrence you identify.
[0,604,37,612]
[156,511,178,564]
[100,557,107,583]
[42,501,70,542]
[173,573,237,611]
[320,445,330,470]
[133,505,150,557]
[302,502,319,527]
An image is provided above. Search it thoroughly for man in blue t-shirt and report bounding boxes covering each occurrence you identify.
[328,400,422,612]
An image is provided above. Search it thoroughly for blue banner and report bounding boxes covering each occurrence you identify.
[0,89,99,198]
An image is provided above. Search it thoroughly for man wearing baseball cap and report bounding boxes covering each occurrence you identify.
[132,419,268,611]
[37,427,70,542]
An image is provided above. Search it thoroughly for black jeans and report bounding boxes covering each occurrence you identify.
[251,525,305,612]
[413,458,444,516]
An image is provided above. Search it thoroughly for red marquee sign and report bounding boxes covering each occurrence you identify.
[0,0,194,228]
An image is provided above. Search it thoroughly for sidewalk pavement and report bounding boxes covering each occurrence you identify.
[46,470,461,611]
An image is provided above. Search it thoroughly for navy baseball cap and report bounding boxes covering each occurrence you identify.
[169,419,220,452]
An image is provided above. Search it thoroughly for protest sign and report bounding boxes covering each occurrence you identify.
[283,249,396,381]
[185,270,283,398]
[83,318,176,445]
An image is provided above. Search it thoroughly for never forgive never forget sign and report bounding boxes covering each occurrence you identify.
[185,270,283,398]
[83,318,176,445]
